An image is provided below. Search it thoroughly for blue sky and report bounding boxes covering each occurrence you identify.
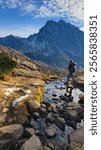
[0,0,84,37]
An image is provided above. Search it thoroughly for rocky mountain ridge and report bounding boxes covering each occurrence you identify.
[0,20,84,68]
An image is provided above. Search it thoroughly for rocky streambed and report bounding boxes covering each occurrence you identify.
[0,78,84,150]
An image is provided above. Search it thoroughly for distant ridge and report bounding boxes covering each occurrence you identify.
[0,45,66,76]
[0,20,84,68]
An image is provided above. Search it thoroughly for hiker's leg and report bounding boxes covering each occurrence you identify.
[66,72,72,92]
[67,72,71,83]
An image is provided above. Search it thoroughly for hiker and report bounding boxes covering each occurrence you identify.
[67,59,76,84]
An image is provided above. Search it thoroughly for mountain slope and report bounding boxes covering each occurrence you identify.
[0,20,84,68]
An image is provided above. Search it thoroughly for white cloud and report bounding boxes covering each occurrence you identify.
[21,3,36,13]
[0,0,84,21]
[0,0,37,12]
[35,0,83,21]
[68,0,84,20]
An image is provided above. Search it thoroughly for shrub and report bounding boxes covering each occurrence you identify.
[0,53,17,74]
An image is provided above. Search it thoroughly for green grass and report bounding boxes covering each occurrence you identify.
[0,53,17,74]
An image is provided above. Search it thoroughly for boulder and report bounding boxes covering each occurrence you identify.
[68,127,84,145]
[33,112,40,120]
[43,146,51,150]
[24,128,35,138]
[78,95,84,105]
[39,107,47,118]
[66,110,79,122]
[45,127,57,138]
[66,120,77,129]
[41,103,46,109]
[47,141,54,149]
[0,114,6,127]
[52,93,57,97]
[66,102,84,122]
[66,102,82,110]
[35,130,44,136]
[0,124,23,150]
[55,117,65,131]
[20,135,42,150]
[15,103,29,125]
[79,95,84,102]
[63,110,69,120]
[59,95,70,103]
[67,142,84,150]
[28,100,40,111]
[46,113,54,123]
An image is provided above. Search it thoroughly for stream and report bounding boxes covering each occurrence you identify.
[29,78,84,150]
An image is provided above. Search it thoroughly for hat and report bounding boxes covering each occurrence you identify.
[70,59,73,62]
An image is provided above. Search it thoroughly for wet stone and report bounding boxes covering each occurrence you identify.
[55,117,66,131]
[35,130,44,136]
[43,146,51,150]
[66,110,79,122]
[47,141,54,149]
[67,142,84,150]
[68,127,84,145]
[39,107,47,118]
[41,104,46,109]
[20,135,42,150]
[46,113,54,123]
[24,128,35,138]
[59,95,69,103]
[33,112,40,120]
[52,93,57,97]
[45,127,57,138]
[66,120,77,129]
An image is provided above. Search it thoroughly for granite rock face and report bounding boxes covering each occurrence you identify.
[0,124,23,150]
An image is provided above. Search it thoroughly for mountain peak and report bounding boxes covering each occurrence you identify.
[6,35,14,38]
[58,19,66,24]
[45,20,58,27]
[0,20,84,68]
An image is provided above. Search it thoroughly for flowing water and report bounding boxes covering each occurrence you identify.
[37,78,84,150]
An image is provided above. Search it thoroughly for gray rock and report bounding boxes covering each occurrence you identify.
[0,124,23,150]
[59,95,69,103]
[52,93,57,97]
[66,102,84,122]
[78,95,84,105]
[55,117,66,131]
[47,141,54,149]
[66,110,79,122]
[20,135,42,150]
[0,115,6,127]
[35,130,44,136]
[63,110,69,120]
[67,142,84,150]
[33,112,40,120]
[79,95,84,102]
[68,127,84,145]
[45,127,57,138]
[66,102,83,111]
[28,100,40,111]
[43,146,51,150]
[66,120,77,129]
[46,113,54,123]
[39,107,47,118]
[41,103,46,109]
[24,128,35,138]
